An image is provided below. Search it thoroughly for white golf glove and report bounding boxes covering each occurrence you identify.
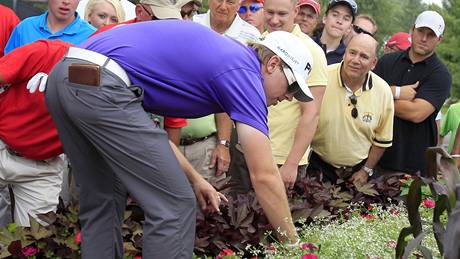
[26,72,48,93]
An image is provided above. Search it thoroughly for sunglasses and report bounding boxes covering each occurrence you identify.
[349,94,358,119]
[141,4,156,20]
[238,3,263,14]
[352,24,373,37]
[181,9,198,18]
[282,65,301,95]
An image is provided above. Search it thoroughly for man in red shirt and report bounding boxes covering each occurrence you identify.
[0,40,71,227]
[0,4,19,57]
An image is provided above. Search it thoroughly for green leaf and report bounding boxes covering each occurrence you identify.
[418,245,433,259]
[28,217,52,240]
[6,223,17,233]
[403,231,427,259]
[354,182,378,196]
[407,177,423,237]
[433,195,448,254]
[395,226,413,259]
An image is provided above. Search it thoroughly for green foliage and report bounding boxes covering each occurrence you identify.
[396,147,460,258]
[437,0,460,99]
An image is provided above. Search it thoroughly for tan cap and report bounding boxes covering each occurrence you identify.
[140,0,182,19]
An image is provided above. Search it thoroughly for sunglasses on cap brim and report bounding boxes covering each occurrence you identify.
[352,24,374,37]
[238,3,263,14]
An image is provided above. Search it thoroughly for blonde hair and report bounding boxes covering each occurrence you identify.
[248,42,288,67]
[84,0,126,23]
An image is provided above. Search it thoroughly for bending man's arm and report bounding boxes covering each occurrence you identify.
[169,140,227,213]
[280,85,325,189]
[237,123,298,243]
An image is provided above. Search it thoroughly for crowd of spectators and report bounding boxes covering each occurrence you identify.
[0,0,453,257]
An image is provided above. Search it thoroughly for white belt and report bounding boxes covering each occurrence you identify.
[66,47,131,86]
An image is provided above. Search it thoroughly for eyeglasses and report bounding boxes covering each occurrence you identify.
[141,4,155,20]
[349,94,358,119]
[352,24,373,37]
[238,3,263,14]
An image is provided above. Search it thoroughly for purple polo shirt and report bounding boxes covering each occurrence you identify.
[79,20,268,136]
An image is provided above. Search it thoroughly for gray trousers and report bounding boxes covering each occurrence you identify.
[45,57,196,259]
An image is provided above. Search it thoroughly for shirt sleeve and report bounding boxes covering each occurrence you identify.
[211,68,268,136]
[164,117,187,128]
[0,41,63,84]
[3,25,20,55]
[440,107,452,136]
[373,86,395,147]
[415,65,451,111]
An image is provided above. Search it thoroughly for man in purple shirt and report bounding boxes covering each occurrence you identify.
[44,20,313,258]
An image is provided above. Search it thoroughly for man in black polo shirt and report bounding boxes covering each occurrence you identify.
[374,10,451,176]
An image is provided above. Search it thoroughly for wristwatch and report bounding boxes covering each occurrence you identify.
[218,139,230,148]
[362,165,374,177]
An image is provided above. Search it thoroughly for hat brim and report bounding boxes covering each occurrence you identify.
[151,6,182,19]
[292,70,313,102]
[415,23,441,37]
[297,3,320,15]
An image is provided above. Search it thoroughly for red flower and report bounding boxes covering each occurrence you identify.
[21,246,39,256]
[302,253,318,259]
[301,242,318,251]
[134,256,142,259]
[74,231,81,244]
[389,208,400,216]
[362,214,376,219]
[217,248,235,258]
[423,199,435,209]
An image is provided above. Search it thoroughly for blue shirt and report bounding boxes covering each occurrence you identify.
[313,34,346,65]
[4,11,95,54]
[79,21,269,136]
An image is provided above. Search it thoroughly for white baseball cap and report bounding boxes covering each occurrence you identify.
[414,11,445,37]
[258,31,314,102]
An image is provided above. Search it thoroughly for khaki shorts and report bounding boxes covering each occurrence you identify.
[0,140,64,226]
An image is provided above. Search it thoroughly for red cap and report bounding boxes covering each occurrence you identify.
[296,0,320,16]
[386,32,412,51]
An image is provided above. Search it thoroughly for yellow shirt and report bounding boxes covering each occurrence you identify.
[266,25,328,165]
[311,63,394,168]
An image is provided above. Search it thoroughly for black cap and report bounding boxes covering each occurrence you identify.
[326,0,358,17]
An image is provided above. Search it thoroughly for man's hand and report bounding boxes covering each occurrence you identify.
[209,144,230,176]
[192,177,228,214]
[27,72,48,93]
[398,81,419,100]
[350,169,368,184]
[279,163,298,189]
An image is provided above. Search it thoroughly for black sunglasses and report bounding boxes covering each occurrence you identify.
[141,4,156,20]
[238,3,263,14]
[352,24,373,37]
[349,94,358,119]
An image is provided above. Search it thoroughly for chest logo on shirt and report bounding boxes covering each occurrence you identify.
[362,112,373,123]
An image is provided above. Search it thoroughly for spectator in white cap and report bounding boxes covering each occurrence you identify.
[374,10,451,177]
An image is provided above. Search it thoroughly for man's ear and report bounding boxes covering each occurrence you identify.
[135,5,143,19]
[265,55,282,74]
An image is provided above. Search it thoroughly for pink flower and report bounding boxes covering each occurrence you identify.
[301,242,318,251]
[388,240,397,249]
[74,231,81,244]
[302,253,318,259]
[21,246,39,256]
[134,256,142,259]
[265,244,276,255]
[423,199,435,209]
[217,248,235,258]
